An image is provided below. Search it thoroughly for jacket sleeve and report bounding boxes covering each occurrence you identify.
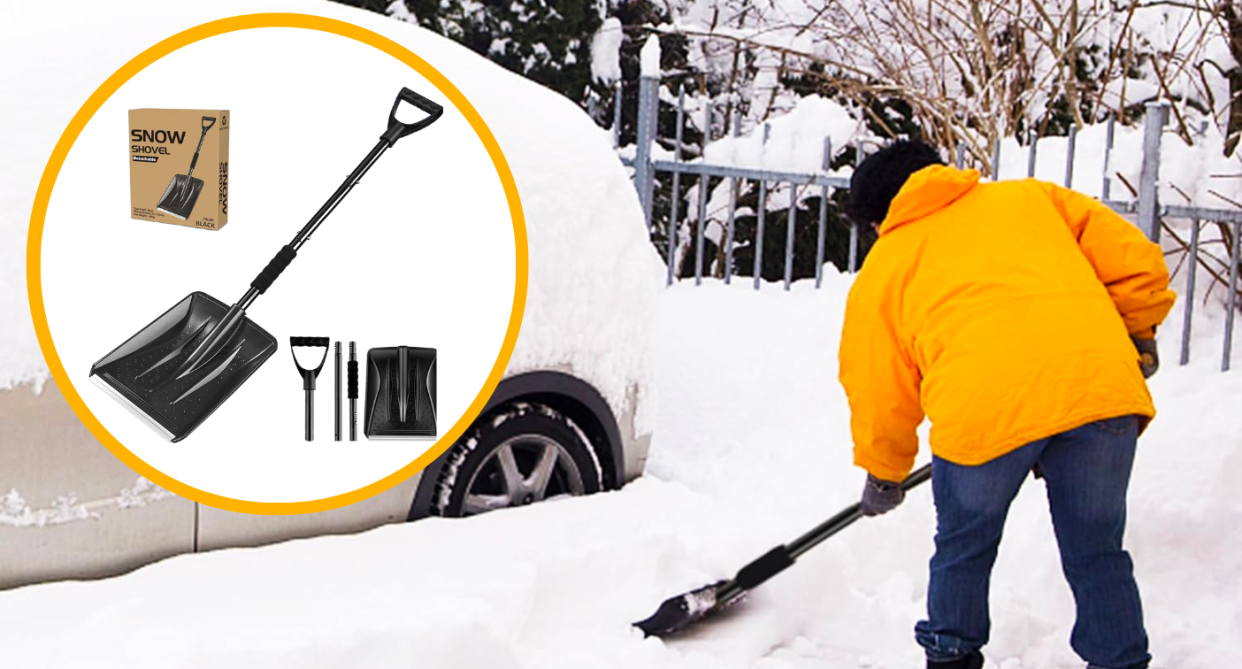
[838,269,923,483]
[1039,181,1176,337]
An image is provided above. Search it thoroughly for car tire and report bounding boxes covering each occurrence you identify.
[431,401,603,517]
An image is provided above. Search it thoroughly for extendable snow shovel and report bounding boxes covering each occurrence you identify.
[635,463,932,637]
[91,88,443,441]
[156,116,215,220]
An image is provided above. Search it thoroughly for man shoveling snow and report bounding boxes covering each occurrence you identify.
[840,141,1175,669]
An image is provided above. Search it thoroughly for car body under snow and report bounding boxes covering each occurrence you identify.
[0,1,661,589]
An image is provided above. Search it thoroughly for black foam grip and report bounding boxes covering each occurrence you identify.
[347,360,359,399]
[251,245,297,294]
[734,546,795,591]
[290,337,329,347]
[189,153,198,172]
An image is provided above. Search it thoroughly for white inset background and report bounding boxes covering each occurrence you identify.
[40,27,517,504]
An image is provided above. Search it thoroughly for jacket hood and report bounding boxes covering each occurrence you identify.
[879,165,981,235]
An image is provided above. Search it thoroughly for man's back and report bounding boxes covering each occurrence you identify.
[840,165,1174,481]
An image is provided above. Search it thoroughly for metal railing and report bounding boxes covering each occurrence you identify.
[618,75,1241,371]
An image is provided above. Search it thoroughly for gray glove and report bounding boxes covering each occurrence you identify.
[860,474,905,516]
[1131,335,1158,379]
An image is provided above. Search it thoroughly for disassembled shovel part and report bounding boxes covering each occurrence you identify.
[365,346,437,439]
[156,116,215,220]
[90,88,444,442]
[347,342,359,441]
[291,337,329,441]
[334,342,343,442]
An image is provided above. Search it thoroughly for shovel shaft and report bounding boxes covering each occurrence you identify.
[790,463,932,557]
[717,464,933,603]
[291,141,389,253]
[305,388,314,441]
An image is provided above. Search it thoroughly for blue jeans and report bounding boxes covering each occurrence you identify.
[915,416,1150,669]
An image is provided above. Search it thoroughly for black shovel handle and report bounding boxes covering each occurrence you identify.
[202,116,217,131]
[380,87,444,146]
[721,464,933,602]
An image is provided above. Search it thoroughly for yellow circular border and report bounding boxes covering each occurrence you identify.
[26,13,527,515]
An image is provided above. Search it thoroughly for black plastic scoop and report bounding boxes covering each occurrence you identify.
[156,116,215,220]
[634,464,932,637]
[364,345,437,439]
[91,88,443,442]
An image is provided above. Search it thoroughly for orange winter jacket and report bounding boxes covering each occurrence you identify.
[839,165,1175,482]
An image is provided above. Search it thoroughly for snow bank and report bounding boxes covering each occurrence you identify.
[3,273,1238,668]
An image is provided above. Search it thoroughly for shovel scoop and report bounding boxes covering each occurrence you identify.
[91,88,443,442]
[156,116,215,220]
[90,293,276,441]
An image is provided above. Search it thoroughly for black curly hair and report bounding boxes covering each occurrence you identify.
[845,140,945,225]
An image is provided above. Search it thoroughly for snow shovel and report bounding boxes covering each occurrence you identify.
[91,88,443,442]
[635,463,932,637]
[156,116,215,220]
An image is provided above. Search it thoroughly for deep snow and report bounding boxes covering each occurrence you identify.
[1,277,1239,669]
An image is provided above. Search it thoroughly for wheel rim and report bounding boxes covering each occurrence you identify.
[460,434,586,516]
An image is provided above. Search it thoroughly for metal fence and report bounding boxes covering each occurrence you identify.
[618,75,1241,371]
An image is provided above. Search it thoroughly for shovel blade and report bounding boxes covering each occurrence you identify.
[634,581,728,638]
[156,174,204,220]
[90,292,276,441]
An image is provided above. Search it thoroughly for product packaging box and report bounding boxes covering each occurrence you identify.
[128,109,229,230]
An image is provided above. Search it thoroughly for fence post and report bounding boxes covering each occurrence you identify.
[1026,129,1038,177]
[990,135,1002,181]
[666,85,686,287]
[695,99,713,285]
[848,139,862,272]
[815,137,831,288]
[1180,218,1200,366]
[634,73,659,231]
[1224,220,1240,372]
[611,82,622,149]
[1101,114,1115,200]
[724,109,741,285]
[1137,101,1169,242]
[1064,124,1077,188]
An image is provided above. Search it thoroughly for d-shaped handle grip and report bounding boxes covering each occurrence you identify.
[202,116,216,132]
[380,87,444,146]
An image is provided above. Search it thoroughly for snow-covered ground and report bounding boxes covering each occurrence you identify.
[1,276,1238,669]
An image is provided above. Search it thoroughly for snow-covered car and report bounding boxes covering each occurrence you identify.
[0,2,661,589]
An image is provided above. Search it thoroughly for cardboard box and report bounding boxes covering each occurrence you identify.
[128,109,229,230]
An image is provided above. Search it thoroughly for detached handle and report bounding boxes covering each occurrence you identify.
[380,87,444,146]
